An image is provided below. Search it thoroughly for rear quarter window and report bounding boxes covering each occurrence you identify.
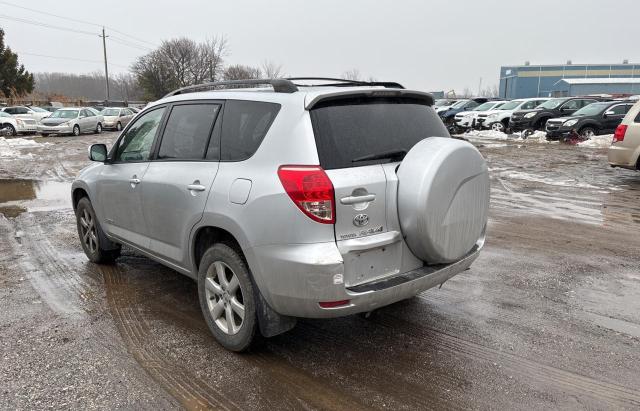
[220,100,281,161]
[310,97,449,170]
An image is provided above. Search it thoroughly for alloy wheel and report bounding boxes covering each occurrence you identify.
[79,208,98,254]
[491,122,504,132]
[205,261,245,335]
[581,128,595,138]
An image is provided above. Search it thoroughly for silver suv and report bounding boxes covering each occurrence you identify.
[72,78,490,351]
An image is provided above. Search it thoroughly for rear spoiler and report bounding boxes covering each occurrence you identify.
[305,89,435,110]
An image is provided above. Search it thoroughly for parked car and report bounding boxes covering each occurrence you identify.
[39,107,104,136]
[101,107,135,131]
[1,105,51,122]
[454,100,509,131]
[433,99,458,113]
[439,98,490,127]
[0,111,30,136]
[509,97,605,135]
[477,98,549,132]
[71,78,490,351]
[545,101,635,140]
[41,106,60,113]
[608,99,640,170]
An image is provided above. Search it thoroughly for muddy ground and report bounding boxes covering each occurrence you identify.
[1,132,639,410]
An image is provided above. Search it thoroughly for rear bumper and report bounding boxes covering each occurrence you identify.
[250,238,484,319]
[16,123,38,133]
[608,144,638,169]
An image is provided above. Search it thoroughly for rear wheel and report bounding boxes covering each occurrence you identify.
[198,243,257,352]
[40,133,49,137]
[72,125,80,136]
[579,126,596,138]
[75,197,121,263]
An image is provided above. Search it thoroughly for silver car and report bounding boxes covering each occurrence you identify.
[101,107,135,131]
[40,107,104,136]
[72,79,489,351]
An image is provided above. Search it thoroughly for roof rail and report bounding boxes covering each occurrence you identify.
[287,77,405,89]
[163,78,298,98]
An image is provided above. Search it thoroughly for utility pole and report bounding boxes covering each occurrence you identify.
[100,27,110,104]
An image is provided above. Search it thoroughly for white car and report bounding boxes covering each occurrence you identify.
[0,111,36,135]
[454,101,509,129]
[2,106,51,122]
[477,98,548,132]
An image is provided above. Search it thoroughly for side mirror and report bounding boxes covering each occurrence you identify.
[89,144,108,162]
[604,110,615,117]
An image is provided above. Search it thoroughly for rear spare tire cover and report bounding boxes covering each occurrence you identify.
[397,137,489,264]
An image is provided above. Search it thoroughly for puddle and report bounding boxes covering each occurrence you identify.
[0,179,71,218]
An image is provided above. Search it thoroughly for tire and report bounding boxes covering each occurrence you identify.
[397,137,489,263]
[40,133,49,137]
[522,129,535,139]
[6,124,16,136]
[72,125,80,136]
[198,243,257,352]
[95,123,102,134]
[579,126,596,138]
[490,122,505,132]
[116,122,122,131]
[75,197,121,264]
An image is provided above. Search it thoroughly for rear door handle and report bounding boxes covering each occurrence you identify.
[187,184,206,192]
[340,194,376,205]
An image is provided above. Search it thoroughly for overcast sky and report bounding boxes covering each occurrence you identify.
[1,0,639,93]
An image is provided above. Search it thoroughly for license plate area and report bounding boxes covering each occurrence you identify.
[342,241,402,287]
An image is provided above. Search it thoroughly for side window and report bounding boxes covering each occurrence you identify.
[83,109,93,117]
[561,100,581,110]
[157,104,220,160]
[580,99,597,108]
[624,104,633,114]
[5,108,15,115]
[521,101,536,110]
[609,105,627,115]
[220,100,281,161]
[124,109,132,116]
[115,107,166,162]
[16,107,29,115]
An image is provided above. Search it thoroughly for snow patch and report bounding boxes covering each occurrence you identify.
[0,137,49,159]
[577,134,613,148]
[462,129,557,144]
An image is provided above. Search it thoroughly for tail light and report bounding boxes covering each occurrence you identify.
[613,125,628,143]
[277,165,335,224]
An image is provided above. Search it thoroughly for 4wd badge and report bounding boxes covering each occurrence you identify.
[353,214,369,227]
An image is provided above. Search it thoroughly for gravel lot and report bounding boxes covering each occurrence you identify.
[1,131,639,410]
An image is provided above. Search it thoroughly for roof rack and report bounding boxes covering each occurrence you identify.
[287,77,405,89]
[163,78,298,98]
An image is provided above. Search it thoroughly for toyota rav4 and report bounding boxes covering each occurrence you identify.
[72,78,489,351]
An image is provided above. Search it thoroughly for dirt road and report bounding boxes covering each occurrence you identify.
[1,132,639,410]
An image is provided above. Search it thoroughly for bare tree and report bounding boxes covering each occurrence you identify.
[341,69,361,81]
[34,72,143,101]
[131,35,228,100]
[461,87,473,97]
[223,64,262,81]
[261,60,284,78]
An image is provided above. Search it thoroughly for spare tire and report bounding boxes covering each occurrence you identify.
[397,137,489,264]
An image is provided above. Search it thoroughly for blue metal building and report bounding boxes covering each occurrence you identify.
[498,63,640,99]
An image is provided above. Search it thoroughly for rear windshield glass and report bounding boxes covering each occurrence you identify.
[310,97,449,170]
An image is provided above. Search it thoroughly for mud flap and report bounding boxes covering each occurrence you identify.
[254,284,297,338]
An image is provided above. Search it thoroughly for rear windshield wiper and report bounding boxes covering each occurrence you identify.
[352,149,407,163]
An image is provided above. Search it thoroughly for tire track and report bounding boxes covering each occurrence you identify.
[372,313,640,408]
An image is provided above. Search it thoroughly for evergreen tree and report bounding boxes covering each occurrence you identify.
[0,28,34,97]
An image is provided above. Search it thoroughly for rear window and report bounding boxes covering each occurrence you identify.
[220,100,280,161]
[310,97,448,170]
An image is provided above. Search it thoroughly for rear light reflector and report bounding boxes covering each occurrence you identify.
[613,125,628,143]
[319,300,350,308]
[277,165,335,224]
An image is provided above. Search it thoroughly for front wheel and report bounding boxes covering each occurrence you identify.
[95,123,102,134]
[72,125,80,136]
[579,127,596,138]
[6,124,17,136]
[116,122,122,131]
[40,133,49,137]
[75,197,121,263]
[198,243,257,352]
[490,122,505,132]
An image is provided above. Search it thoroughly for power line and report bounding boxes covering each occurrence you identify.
[0,14,97,36]
[109,35,153,52]
[0,0,158,48]
[17,51,130,69]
